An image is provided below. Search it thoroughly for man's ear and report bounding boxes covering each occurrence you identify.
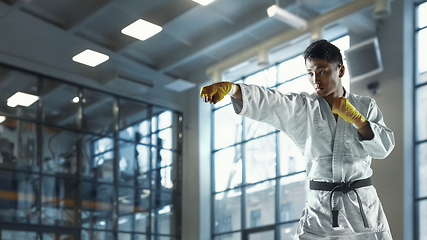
[338,64,345,78]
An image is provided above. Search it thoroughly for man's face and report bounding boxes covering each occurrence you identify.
[305,58,344,98]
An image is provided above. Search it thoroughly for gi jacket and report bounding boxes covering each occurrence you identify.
[231,83,395,239]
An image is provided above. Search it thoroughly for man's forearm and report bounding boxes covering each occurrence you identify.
[358,122,374,140]
[231,84,242,101]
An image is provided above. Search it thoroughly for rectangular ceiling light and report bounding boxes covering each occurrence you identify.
[267,5,307,30]
[121,19,162,41]
[193,0,215,5]
[72,49,109,67]
[7,92,39,107]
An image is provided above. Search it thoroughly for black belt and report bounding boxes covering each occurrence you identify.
[309,177,372,228]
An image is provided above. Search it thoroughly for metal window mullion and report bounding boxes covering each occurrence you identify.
[75,86,84,238]
[147,106,153,238]
[37,76,43,229]
[274,63,280,240]
[241,114,247,236]
[211,105,216,238]
[113,96,120,240]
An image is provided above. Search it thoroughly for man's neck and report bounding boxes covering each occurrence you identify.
[324,87,345,107]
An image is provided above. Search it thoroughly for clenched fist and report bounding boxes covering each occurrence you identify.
[200,82,237,104]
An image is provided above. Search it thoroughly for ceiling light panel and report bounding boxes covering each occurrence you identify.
[193,0,215,6]
[7,92,39,107]
[121,19,162,41]
[72,49,109,67]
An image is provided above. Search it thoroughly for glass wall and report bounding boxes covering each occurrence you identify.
[211,36,349,239]
[415,2,427,240]
[0,64,182,240]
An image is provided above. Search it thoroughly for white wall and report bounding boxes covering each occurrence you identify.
[350,0,408,239]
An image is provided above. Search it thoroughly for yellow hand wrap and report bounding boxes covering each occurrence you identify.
[332,97,368,129]
[200,82,236,104]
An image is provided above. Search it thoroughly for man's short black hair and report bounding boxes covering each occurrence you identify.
[303,39,343,67]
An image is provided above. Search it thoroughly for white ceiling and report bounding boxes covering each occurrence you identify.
[0,0,381,101]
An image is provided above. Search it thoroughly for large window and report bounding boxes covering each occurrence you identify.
[211,36,349,239]
[415,2,427,240]
[0,64,183,240]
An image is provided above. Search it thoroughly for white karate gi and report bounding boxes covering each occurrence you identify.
[231,83,395,239]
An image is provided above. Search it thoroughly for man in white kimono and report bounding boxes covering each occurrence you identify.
[200,39,395,239]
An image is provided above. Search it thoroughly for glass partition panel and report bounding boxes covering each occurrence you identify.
[245,66,277,88]
[0,170,39,224]
[214,189,241,234]
[279,133,305,176]
[83,89,115,136]
[416,85,427,141]
[245,180,276,228]
[118,187,135,231]
[279,173,307,223]
[278,55,306,84]
[244,118,276,140]
[42,126,78,175]
[0,68,38,120]
[214,147,242,192]
[42,78,79,129]
[418,2,427,29]
[245,135,276,184]
[417,29,427,84]
[416,142,427,198]
[214,105,242,150]
[41,176,78,226]
[418,200,427,240]
[280,222,299,240]
[0,119,37,171]
[82,134,114,182]
[81,181,114,230]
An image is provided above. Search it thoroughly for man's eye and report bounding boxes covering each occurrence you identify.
[319,70,325,74]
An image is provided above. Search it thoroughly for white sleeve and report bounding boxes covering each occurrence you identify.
[230,83,308,134]
[359,99,395,159]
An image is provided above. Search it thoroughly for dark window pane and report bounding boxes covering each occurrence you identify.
[0,68,38,120]
[42,126,78,175]
[1,230,38,240]
[83,89,115,136]
[0,170,39,224]
[43,233,74,240]
[42,78,79,129]
[119,99,151,144]
[81,181,114,230]
[214,232,241,240]
[0,119,37,171]
[151,204,177,235]
[82,134,114,182]
[81,230,114,240]
[41,176,78,226]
